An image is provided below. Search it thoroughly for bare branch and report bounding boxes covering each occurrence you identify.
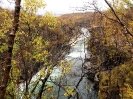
[104,0,133,37]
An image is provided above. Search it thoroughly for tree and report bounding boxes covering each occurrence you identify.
[0,0,21,98]
[86,0,133,99]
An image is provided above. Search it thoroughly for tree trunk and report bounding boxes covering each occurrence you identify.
[0,0,21,98]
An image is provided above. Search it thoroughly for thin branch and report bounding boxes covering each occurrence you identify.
[104,0,133,37]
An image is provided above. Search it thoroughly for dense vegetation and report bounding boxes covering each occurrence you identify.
[0,0,82,98]
[0,0,133,99]
[87,0,133,99]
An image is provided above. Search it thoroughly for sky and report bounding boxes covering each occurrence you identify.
[0,0,107,15]
[44,0,107,14]
[44,0,91,14]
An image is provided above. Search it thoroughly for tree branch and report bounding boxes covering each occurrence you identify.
[104,0,133,37]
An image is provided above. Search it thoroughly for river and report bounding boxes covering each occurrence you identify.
[19,28,98,99]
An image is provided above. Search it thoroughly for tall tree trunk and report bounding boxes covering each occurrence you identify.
[0,0,21,98]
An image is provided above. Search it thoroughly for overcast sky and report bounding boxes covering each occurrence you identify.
[44,0,107,14]
[0,0,107,15]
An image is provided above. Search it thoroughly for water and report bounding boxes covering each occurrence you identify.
[19,28,97,99]
[53,27,97,99]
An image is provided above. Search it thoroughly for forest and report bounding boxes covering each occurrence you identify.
[0,0,133,99]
